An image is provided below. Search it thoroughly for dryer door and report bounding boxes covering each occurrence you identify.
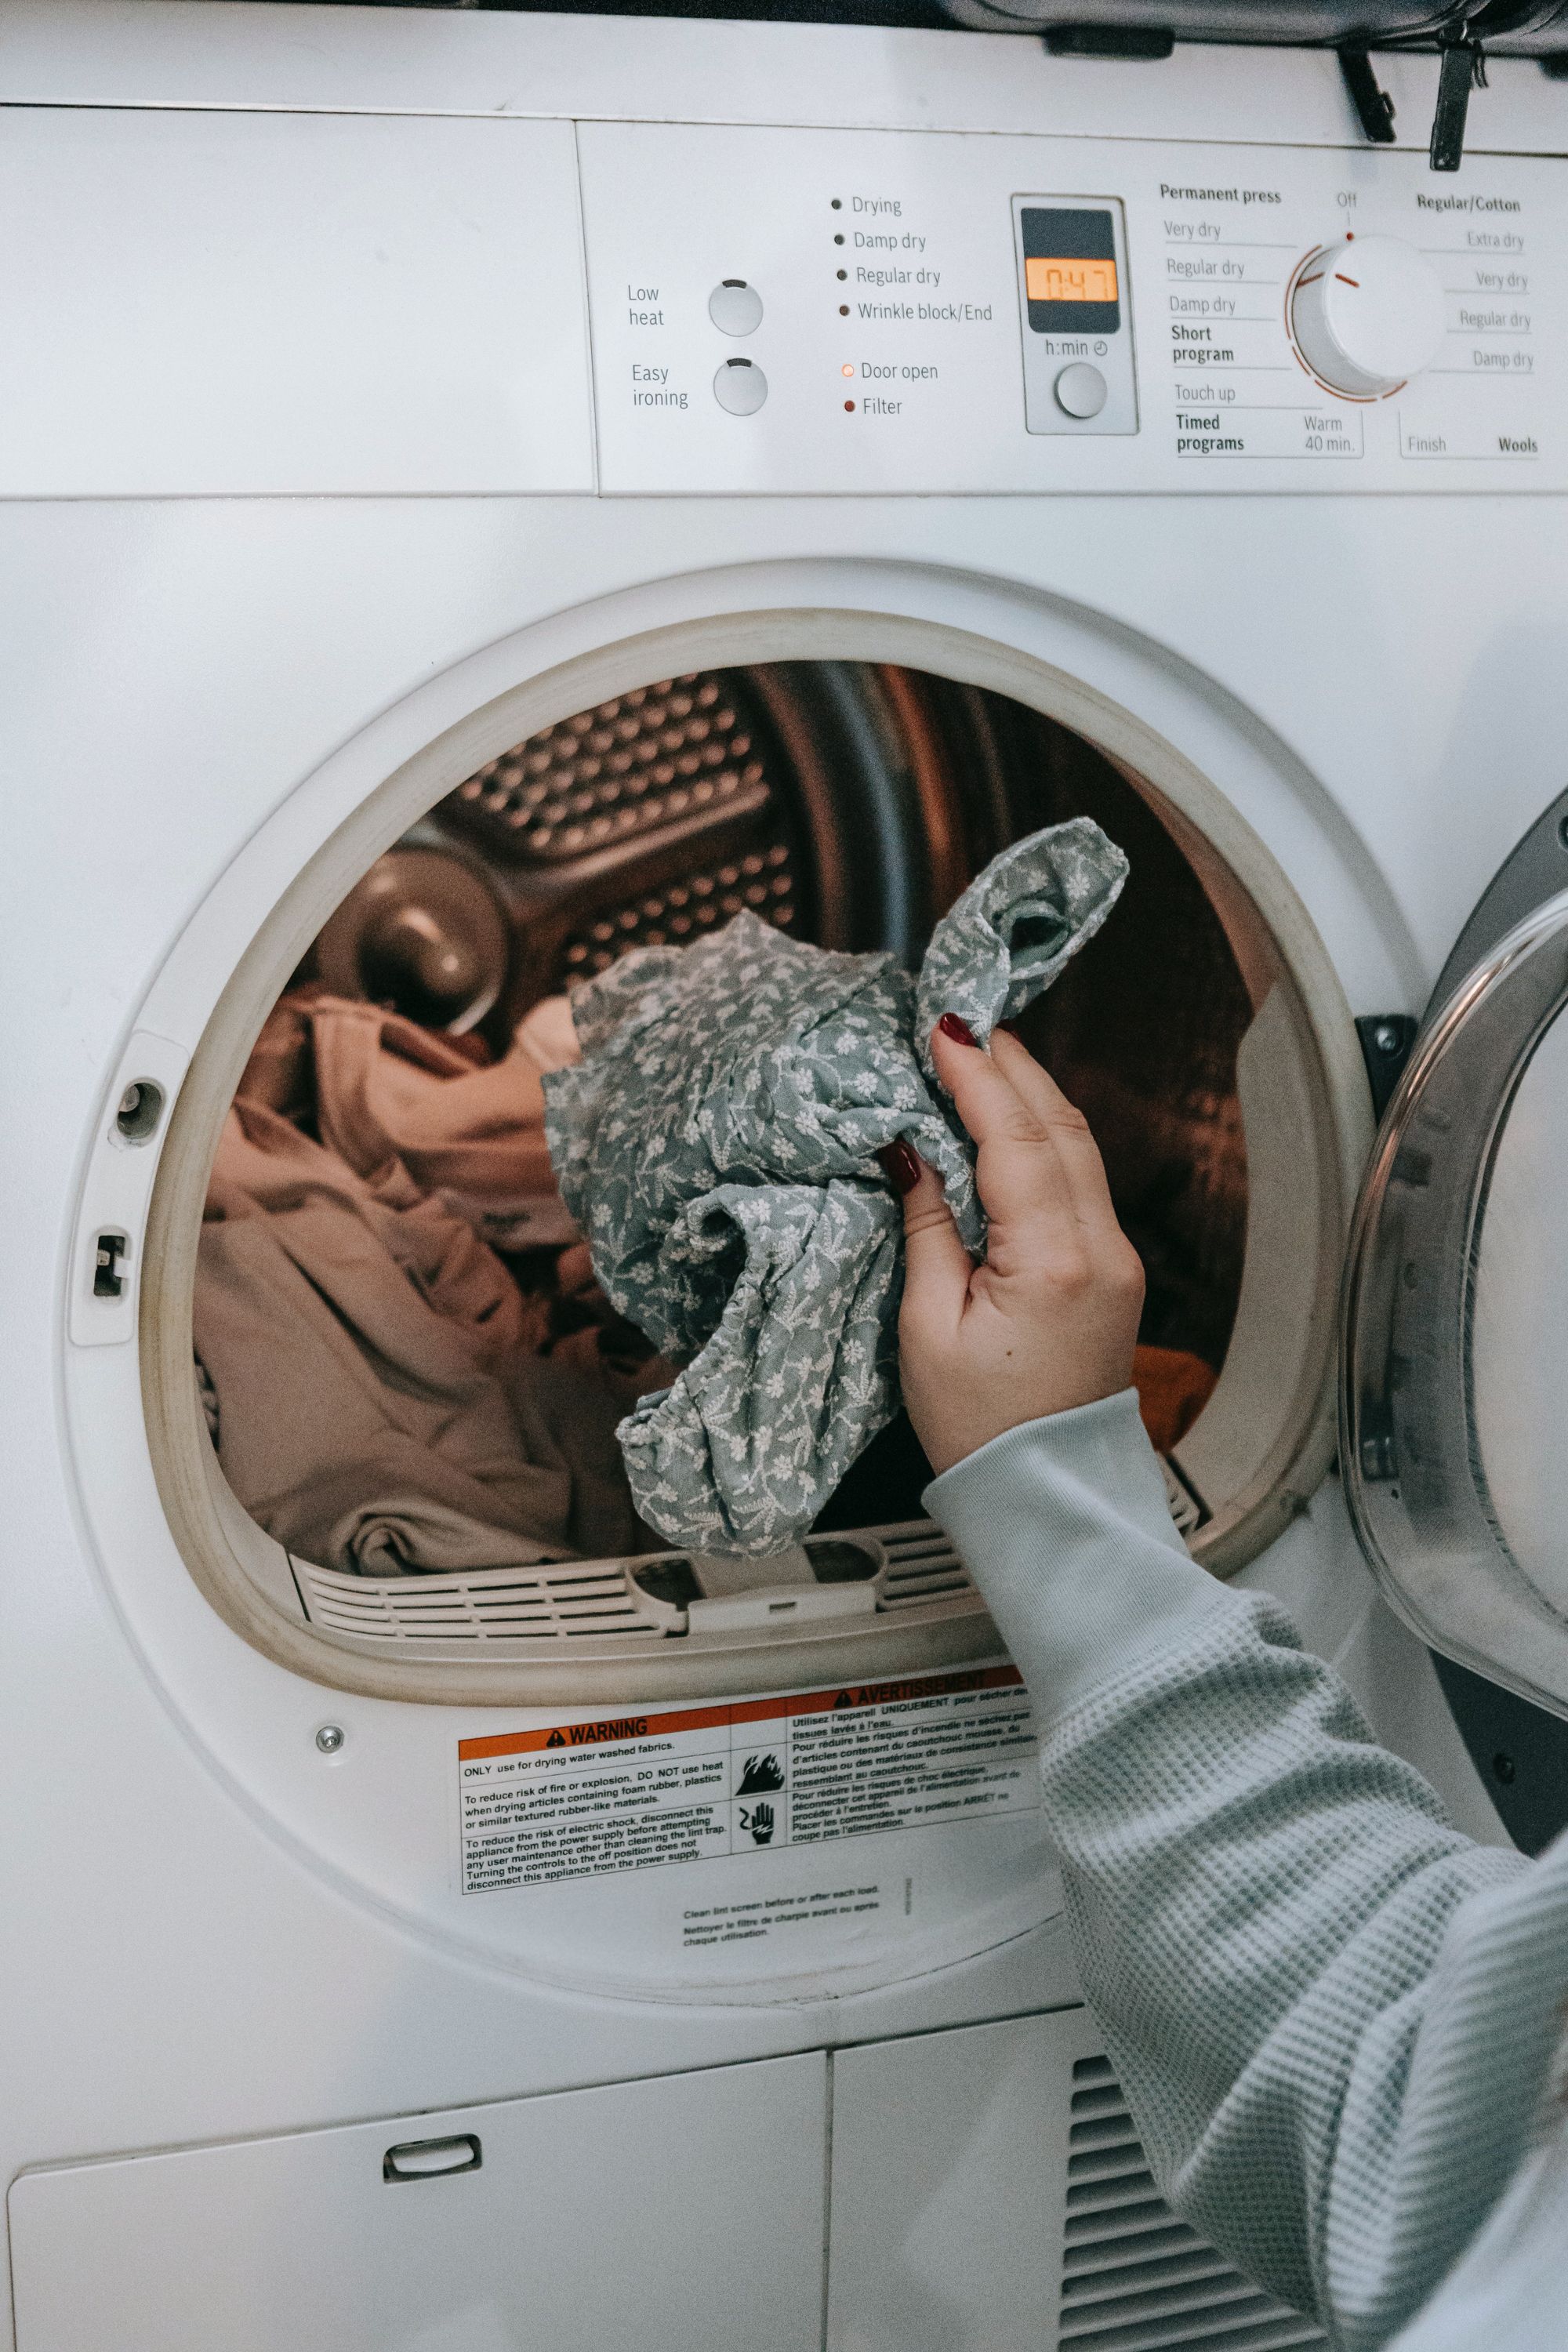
[1343,789,1568,1724]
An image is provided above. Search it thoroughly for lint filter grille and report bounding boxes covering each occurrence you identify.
[1060,2056,1326,2352]
[289,1521,979,1653]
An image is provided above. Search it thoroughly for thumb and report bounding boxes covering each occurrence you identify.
[878,1140,972,1326]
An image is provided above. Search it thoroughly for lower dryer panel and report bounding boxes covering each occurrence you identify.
[826,2009,1326,2351]
[9,2053,828,2352]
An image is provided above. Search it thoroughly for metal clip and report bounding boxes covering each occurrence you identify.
[1431,34,1486,174]
[1338,50,1398,144]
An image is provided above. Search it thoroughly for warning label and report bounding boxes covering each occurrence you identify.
[457,1666,1036,1894]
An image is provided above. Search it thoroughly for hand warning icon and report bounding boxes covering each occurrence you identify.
[739,1802,775,1846]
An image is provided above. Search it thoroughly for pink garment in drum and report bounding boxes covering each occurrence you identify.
[195,1000,659,1577]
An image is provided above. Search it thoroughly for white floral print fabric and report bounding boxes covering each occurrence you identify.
[542,819,1128,1555]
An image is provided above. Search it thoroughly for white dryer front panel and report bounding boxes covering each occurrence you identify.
[579,123,1563,494]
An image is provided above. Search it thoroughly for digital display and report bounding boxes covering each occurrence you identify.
[1020,207,1121,336]
[1025,256,1119,306]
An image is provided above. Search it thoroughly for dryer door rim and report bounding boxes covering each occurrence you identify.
[113,593,1371,1708]
[1341,786,1568,1722]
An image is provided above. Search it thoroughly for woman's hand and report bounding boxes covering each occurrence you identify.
[879,1017,1145,1477]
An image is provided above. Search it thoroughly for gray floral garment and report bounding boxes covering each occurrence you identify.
[542,820,1128,1555]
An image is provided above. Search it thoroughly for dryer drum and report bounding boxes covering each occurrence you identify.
[178,656,1348,1699]
[288,663,1249,1377]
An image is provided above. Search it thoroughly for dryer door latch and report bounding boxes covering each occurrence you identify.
[92,1232,129,1300]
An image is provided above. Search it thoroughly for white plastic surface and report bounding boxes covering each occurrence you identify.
[37,527,1522,2022]
[0,107,593,495]
[9,2054,829,2352]
[826,2006,1099,2349]
[578,122,1561,492]
[1291,234,1447,397]
[67,1031,189,1348]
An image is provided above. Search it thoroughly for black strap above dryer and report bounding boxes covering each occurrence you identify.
[943,0,1568,169]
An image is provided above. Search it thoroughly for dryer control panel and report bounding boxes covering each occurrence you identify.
[577,122,1564,494]
[1013,197,1138,436]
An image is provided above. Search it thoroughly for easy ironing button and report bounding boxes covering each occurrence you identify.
[1053,361,1108,419]
[713,358,768,415]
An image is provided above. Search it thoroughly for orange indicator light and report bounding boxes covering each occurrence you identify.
[840,363,855,378]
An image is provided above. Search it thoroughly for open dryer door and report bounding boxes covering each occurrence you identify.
[1344,787,1568,1735]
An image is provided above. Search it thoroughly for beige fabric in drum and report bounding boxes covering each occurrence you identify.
[196,1064,651,1576]
[241,992,582,1248]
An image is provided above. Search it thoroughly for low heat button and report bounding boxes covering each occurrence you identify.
[713,357,768,416]
[1054,361,1108,419]
[708,280,763,336]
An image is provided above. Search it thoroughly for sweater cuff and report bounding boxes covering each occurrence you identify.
[924,1388,1233,1726]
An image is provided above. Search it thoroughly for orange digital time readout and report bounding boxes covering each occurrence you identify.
[1025,255,1120,305]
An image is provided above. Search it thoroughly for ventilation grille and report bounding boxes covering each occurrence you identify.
[289,1509,1222,1650]
[1061,2056,1327,2352]
[287,1522,982,1650]
[451,676,768,864]
[876,1522,976,1608]
[559,841,798,979]
[1160,1456,1209,1543]
[434,670,810,996]
[291,1555,664,1644]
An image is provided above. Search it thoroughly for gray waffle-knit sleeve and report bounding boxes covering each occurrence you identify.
[927,1397,1556,2350]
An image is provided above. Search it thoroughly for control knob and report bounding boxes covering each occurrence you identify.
[1290,234,1445,398]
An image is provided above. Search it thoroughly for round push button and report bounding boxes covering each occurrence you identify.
[1054,361,1108,419]
[708,279,764,336]
[713,358,768,416]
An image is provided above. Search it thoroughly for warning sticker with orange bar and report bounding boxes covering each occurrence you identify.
[457,1666,1036,1894]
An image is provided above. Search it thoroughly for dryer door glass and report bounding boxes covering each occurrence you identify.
[1343,801,1568,1721]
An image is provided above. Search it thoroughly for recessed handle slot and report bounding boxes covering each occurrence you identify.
[93,1232,129,1299]
[383,2132,482,2183]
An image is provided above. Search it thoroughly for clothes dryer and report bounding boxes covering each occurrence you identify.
[3,5,1568,2348]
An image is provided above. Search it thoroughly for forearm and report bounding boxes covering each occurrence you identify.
[926,1394,1534,2343]
[924,1388,1226,1714]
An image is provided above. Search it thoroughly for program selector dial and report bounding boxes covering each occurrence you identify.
[1290,234,1446,397]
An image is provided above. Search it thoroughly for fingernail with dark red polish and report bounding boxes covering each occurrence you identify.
[877,1138,922,1196]
[937,1011,978,1048]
